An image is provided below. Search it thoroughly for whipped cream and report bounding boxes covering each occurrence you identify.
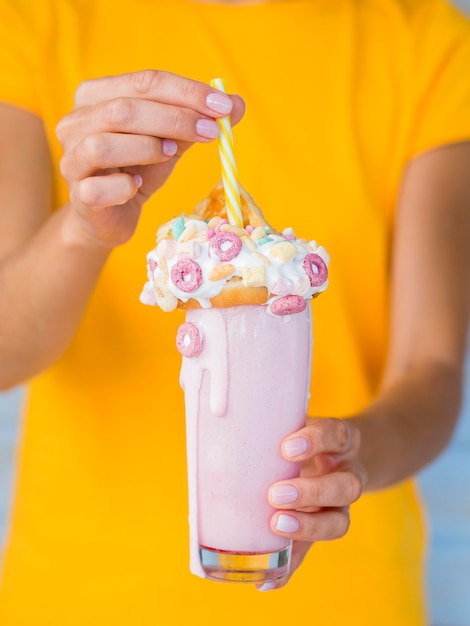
[140,214,329,314]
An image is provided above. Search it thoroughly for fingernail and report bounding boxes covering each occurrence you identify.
[283,437,309,458]
[133,174,143,187]
[276,514,300,534]
[206,92,233,115]
[270,484,299,505]
[162,139,177,156]
[258,582,278,592]
[196,118,220,139]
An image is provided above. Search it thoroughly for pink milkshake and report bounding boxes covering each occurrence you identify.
[180,304,312,582]
[140,183,329,583]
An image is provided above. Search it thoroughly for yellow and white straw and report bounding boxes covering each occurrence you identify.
[210,78,243,228]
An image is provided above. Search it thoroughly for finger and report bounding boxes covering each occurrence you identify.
[73,69,245,122]
[257,541,311,592]
[60,132,178,181]
[282,418,360,460]
[75,171,140,210]
[268,468,363,510]
[270,507,351,543]
[57,99,223,150]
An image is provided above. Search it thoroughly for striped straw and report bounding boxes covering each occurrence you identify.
[210,78,243,228]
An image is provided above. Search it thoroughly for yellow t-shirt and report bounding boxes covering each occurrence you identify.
[1,1,470,624]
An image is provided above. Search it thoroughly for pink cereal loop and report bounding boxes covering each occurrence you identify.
[270,295,307,316]
[170,258,203,293]
[303,253,328,287]
[209,231,242,262]
[176,322,203,358]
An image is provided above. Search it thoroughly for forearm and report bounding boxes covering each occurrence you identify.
[0,204,110,389]
[352,359,463,491]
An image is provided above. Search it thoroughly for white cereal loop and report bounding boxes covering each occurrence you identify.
[153,276,178,312]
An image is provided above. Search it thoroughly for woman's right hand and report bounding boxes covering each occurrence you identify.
[56,70,245,248]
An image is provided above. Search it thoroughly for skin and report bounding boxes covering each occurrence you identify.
[0,68,469,592]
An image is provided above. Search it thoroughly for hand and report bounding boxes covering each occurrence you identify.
[259,417,365,591]
[56,70,245,247]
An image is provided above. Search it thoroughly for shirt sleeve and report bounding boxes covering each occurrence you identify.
[0,0,41,115]
[408,0,470,158]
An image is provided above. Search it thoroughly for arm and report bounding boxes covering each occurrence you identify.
[0,71,244,389]
[354,141,470,489]
[262,142,470,589]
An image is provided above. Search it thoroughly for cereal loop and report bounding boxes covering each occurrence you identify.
[171,259,203,293]
[210,231,242,262]
[270,295,307,316]
[176,322,203,358]
[303,253,328,287]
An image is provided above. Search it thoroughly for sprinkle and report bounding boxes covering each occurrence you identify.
[178,221,197,243]
[206,228,216,240]
[246,225,254,235]
[207,216,223,229]
[250,226,266,242]
[215,218,228,233]
[208,263,235,281]
[252,251,271,265]
[241,236,256,251]
[220,223,246,237]
[173,217,186,241]
[264,226,271,234]
[257,236,274,246]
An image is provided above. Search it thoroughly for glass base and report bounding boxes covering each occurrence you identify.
[199,544,291,583]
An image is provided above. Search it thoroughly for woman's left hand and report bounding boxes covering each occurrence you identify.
[259,417,366,591]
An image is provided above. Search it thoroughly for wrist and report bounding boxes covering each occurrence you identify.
[59,202,117,257]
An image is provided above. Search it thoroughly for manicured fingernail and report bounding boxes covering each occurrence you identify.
[283,437,309,458]
[276,514,300,534]
[133,174,143,187]
[196,118,220,139]
[162,139,177,156]
[270,484,299,505]
[258,582,278,592]
[206,92,233,115]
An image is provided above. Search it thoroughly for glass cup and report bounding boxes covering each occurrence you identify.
[178,304,312,583]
